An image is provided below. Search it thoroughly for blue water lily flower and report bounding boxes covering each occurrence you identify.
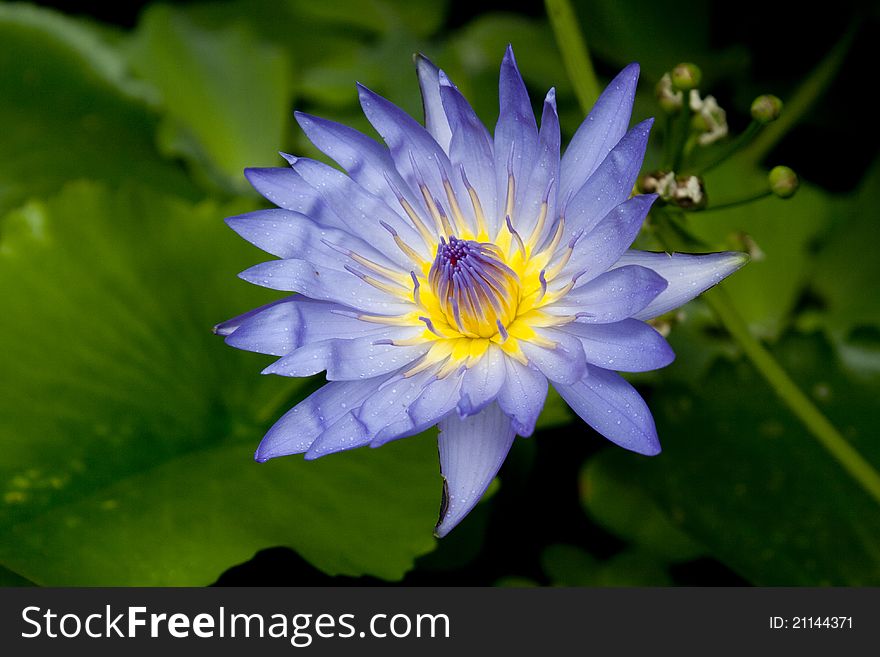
[217,47,747,537]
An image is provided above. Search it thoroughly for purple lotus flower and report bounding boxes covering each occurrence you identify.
[217,47,747,537]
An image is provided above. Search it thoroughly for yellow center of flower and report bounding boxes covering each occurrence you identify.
[351,171,577,376]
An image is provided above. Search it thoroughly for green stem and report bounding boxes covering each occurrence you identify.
[704,287,880,507]
[695,120,761,174]
[548,1,880,509]
[669,105,693,171]
[701,189,772,212]
[545,0,601,110]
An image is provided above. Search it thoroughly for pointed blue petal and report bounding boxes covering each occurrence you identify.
[238,259,413,315]
[289,156,430,266]
[435,403,516,537]
[558,193,657,285]
[439,71,494,228]
[520,328,586,384]
[545,265,668,322]
[494,46,538,235]
[563,119,653,240]
[458,345,506,416]
[614,251,750,319]
[226,208,400,268]
[304,412,371,460]
[555,365,660,455]
[213,296,293,337]
[561,319,675,372]
[560,64,640,201]
[415,53,453,154]
[497,358,547,436]
[244,167,345,231]
[518,88,561,243]
[371,369,466,447]
[263,328,428,380]
[255,377,390,461]
[294,111,422,218]
[224,298,383,357]
[358,83,470,232]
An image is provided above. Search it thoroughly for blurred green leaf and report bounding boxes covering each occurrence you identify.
[494,575,539,587]
[0,4,200,214]
[687,160,833,338]
[541,544,672,586]
[540,543,597,586]
[128,5,293,191]
[599,332,880,585]
[810,159,880,337]
[0,564,35,587]
[0,182,439,584]
[581,454,704,562]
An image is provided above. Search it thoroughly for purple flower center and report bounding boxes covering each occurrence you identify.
[428,236,520,338]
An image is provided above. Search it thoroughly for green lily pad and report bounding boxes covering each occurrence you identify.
[128,5,293,192]
[0,182,439,585]
[0,4,200,214]
[581,453,705,562]
[595,332,880,585]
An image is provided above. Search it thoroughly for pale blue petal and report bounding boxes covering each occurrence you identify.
[225,298,392,357]
[439,71,494,228]
[497,358,547,436]
[358,83,470,231]
[458,345,506,416]
[563,119,653,240]
[555,365,660,455]
[356,369,437,436]
[244,167,344,231]
[517,88,561,243]
[288,156,430,266]
[238,259,413,315]
[226,208,400,268]
[213,297,292,337]
[562,319,675,372]
[545,265,668,322]
[415,53,453,154]
[520,328,586,385]
[371,369,466,447]
[435,403,515,537]
[560,64,640,201]
[304,412,371,460]
[294,111,423,219]
[494,45,538,234]
[614,251,751,320]
[557,194,657,285]
[263,328,429,380]
[255,377,389,461]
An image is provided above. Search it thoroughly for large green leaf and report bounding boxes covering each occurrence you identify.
[590,332,880,585]
[128,5,293,191]
[0,4,200,214]
[0,182,439,585]
[541,544,673,586]
[581,455,704,562]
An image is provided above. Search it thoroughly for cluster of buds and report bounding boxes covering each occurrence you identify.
[639,170,707,210]
[651,62,799,212]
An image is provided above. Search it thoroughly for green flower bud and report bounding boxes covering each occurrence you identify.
[768,166,799,199]
[671,62,702,91]
[751,95,783,123]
